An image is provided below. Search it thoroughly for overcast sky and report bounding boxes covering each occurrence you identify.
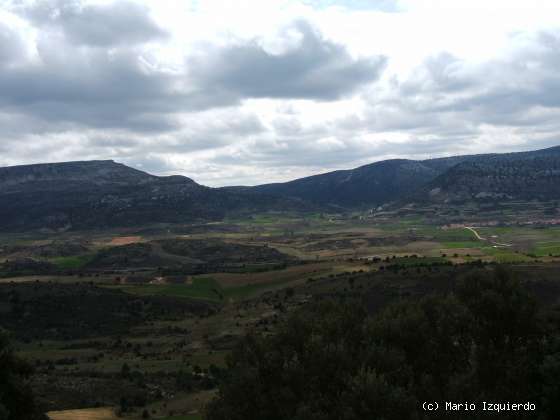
[1,0,560,185]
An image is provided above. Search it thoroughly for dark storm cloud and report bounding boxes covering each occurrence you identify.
[188,21,387,101]
[0,13,385,138]
[0,6,183,135]
[81,113,265,155]
[17,0,167,46]
[0,15,231,132]
[0,5,176,130]
[0,44,183,131]
[159,113,266,153]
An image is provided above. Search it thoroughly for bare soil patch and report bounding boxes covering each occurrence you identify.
[108,236,143,246]
[47,407,117,420]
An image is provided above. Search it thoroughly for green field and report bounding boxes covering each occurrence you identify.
[115,277,222,302]
[112,274,299,302]
[532,242,560,257]
[440,241,481,249]
[232,213,300,225]
[389,256,449,267]
[481,247,533,263]
[51,254,95,269]
[416,227,477,242]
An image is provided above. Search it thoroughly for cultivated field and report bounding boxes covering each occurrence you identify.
[3,204,560,417]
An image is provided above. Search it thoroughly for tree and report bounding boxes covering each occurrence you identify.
[206,267,556,420]
[206,301,416,420]
[0,331,46,420]
[120,362,131,379]
[460,268,542,388]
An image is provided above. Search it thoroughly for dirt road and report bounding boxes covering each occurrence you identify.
[464,226,512,247]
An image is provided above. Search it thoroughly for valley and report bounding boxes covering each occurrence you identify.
[2,147,560,419]
[2,201,560,419]
[4,2,560,417]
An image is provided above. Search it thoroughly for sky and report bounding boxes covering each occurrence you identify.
[1,0,560,186]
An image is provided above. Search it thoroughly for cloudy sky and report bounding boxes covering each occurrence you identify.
[1,0,560,185]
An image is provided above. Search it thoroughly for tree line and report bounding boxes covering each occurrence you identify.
[206,267,560,419]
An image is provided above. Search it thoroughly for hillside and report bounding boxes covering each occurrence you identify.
[418,146,560,203]
[241,154,477,208]
[0,160,310,231]
[239,146,560,208]
[0,160,160,192]
[2,145,560,231]
[246,159,438,208]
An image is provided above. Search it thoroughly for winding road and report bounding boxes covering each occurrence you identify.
[464,226,512,247]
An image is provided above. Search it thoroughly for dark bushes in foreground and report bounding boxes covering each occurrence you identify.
[0,331,47,420]
[206,267,560,420]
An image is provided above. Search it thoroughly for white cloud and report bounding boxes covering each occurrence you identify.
[1,0,560,185]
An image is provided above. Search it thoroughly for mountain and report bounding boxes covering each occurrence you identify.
[240,146,560,208]
[242,155,474,208]
[0,160,309,231]
[2,145,560,231]
[0,160,161,191]
[418,146,560,203]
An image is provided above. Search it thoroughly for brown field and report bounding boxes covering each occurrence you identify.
[0,275,116,285]
[108,236,143,246]
[47,407,117,420]
[0,275,60,284]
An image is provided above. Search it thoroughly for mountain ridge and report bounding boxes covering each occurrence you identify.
[2,145,560,231]
[239,145,560,207]
[416,145,560,204]
[0,160,311,231]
